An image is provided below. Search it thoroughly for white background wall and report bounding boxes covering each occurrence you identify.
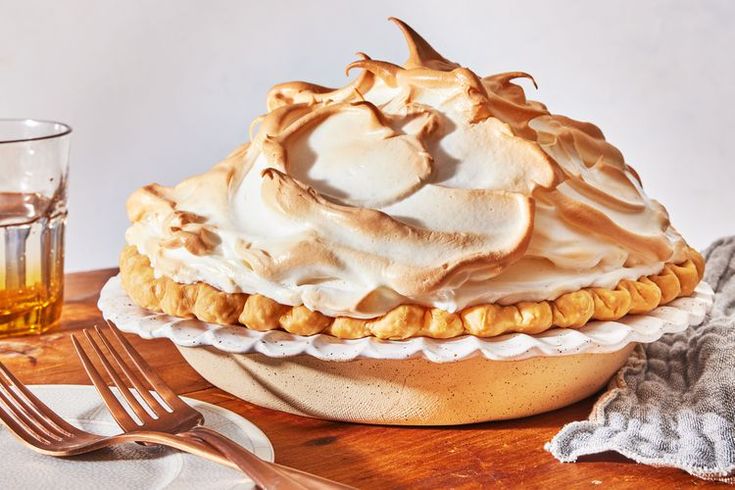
[2,0,733,271]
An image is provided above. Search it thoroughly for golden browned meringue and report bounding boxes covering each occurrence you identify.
[125,18,693,323]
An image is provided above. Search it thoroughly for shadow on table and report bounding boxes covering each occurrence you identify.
[574,451,638,465]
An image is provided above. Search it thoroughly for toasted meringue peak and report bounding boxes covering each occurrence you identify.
[125,18,689,318]
[388,17,459,71]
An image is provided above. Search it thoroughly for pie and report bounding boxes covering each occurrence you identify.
[120,18,704,340]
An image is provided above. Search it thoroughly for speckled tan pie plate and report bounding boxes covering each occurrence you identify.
[175,344,637,425]
[99,276,713,425]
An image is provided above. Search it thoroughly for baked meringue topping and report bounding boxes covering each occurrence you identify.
[125,18,688,319]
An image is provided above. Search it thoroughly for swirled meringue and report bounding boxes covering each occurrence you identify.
[125,18,688,319]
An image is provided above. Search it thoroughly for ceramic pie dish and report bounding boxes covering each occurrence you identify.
[112,18,710,424]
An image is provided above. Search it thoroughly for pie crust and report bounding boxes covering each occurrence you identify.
[119,245,704,340]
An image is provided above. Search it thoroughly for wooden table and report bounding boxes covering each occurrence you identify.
[0,269,722,489]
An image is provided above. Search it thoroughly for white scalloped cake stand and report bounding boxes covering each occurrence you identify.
[99,276,714,425]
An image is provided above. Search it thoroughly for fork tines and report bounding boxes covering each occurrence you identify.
[71,323,183,429]
[0,360,79,448]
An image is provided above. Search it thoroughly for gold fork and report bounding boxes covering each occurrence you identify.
[71,324,354,490]
[0,359,229,460]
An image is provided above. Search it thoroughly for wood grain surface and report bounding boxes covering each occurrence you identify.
[0,269,724,489]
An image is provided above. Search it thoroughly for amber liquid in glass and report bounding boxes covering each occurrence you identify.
[0,192,65,337]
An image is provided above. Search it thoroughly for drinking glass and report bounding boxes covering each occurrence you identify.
[0,119,71,337]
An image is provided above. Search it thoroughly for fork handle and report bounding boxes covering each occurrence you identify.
[131,430,355,489]
[185,427,355,490]
[122,431,351,489]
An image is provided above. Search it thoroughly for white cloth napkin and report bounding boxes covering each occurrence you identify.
[546,237,735,483]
